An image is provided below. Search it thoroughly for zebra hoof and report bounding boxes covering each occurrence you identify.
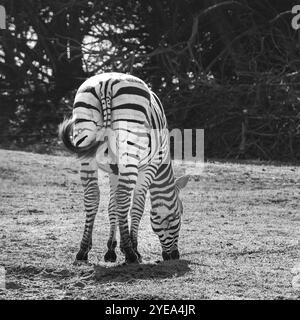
[75,249,88,262]
[73,259,89,266]
[162,251,170,261]
[124,248,139,264]
[134,250,142,263]
[170,249,180,260]
[104,250,117,262]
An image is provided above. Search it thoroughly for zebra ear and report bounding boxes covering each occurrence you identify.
[175,175,190,192]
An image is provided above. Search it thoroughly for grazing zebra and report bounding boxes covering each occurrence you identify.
[59,72,189,263]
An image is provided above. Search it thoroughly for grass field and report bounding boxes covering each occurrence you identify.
[0,149,299,300]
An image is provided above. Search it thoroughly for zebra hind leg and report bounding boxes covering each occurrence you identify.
[129,168,159,263]
[104,173,118,262]
[74,160,100,264]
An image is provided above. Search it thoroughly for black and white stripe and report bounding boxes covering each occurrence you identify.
[59,72,189,263]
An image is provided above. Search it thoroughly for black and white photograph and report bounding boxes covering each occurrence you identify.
[0,0,299,304]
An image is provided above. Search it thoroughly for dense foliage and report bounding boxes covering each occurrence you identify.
[0,0,299,161]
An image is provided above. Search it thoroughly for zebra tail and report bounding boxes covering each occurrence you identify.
[58,117,101,160]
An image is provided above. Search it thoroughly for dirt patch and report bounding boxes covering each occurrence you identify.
[0,149,299,299]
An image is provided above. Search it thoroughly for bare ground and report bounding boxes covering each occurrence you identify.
[0,149,299,300]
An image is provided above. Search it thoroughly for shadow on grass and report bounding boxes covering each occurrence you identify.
[5,264,78,280]
[94,259,191,283]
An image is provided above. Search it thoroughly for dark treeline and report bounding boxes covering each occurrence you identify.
[0,0,299,161]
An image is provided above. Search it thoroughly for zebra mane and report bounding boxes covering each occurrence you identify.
[58,117,101,160]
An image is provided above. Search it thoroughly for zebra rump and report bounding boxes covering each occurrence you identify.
[58,117,101,160]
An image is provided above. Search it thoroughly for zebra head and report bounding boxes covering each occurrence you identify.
[152,174,190,260]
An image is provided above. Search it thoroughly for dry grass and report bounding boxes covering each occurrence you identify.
[0,149,299,300]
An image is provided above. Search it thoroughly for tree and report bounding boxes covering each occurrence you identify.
[0,0,299,160]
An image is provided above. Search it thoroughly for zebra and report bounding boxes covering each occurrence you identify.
[59,72,189,263]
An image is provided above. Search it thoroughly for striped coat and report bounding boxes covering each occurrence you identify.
[59,72,189,263]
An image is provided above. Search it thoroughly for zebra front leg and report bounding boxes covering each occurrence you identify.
[75,160,100,263]
[129,191,146,263]
[129,167,158,262]
[117,184,138,263]
[116,163,141,264]
[104,173,118,262]
[114,124,145,264]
